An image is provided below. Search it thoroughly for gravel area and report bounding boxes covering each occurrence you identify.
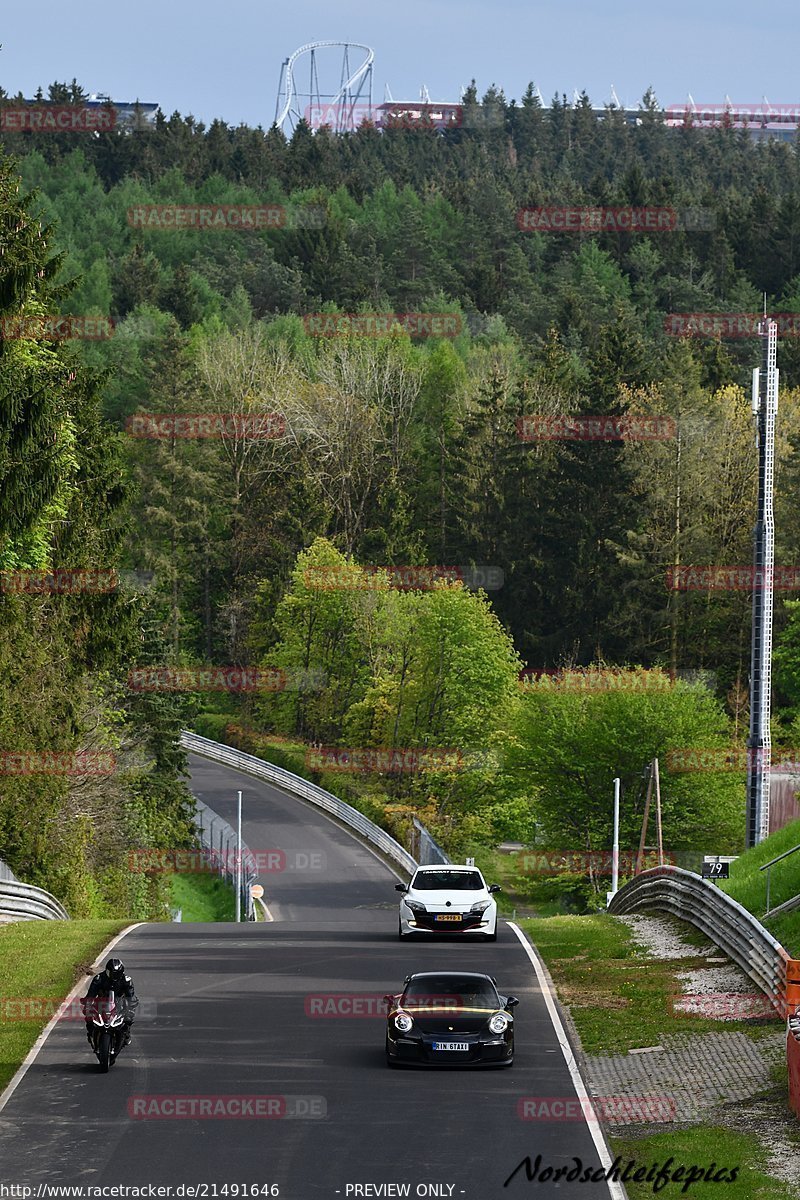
[617,912,712,959]
[618,912,782,1021]
[719,1095,800,1189]
[591,910,800,1187]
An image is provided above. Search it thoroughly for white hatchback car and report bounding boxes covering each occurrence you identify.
[396,865,500,941]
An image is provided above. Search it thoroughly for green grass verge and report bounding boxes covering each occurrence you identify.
[0,919,130,1092]
[169,872,236,922]
[468,846,601,916]
[516,913,783,1055]
[610,1127,797,1199]
[719,819,800,954]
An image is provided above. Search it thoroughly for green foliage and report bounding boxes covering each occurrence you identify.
[0,147,194,917]
[506,669,743,853]
[773,600,800,714]
[5,86,800,876]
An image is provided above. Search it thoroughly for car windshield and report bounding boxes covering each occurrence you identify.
[411,870,484,891]
[403,976,500,1008]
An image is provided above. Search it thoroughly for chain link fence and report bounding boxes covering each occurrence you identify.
[193,797,258,920]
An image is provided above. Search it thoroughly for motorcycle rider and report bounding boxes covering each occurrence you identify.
[80,958,139,1048]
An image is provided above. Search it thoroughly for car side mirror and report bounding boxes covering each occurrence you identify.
[505,996,520,1009]
[395,883,407,892]
[383,994,395,1007]
[488,884,501,894]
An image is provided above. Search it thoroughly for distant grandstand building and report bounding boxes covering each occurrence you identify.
[664,100,800,142]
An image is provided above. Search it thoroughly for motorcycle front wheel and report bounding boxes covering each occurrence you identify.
[97,1030,111,1073]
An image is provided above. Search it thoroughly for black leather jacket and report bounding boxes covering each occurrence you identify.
[82,972,140,1020]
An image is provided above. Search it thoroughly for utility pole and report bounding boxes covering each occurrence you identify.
[609,777,621,904]
[235,789,242,922]
[746,318,778,847]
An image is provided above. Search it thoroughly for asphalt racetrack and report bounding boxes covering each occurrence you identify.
[0,753,623,1199]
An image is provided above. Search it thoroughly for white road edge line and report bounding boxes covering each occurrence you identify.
[506,921,627,1200]
[0,921,146,1116]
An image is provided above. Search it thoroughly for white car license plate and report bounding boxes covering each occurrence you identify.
[432,1042,469,1051]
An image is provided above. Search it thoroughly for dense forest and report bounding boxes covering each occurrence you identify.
[2,79,800,903]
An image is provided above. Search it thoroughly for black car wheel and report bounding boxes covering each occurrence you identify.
[484,930,497,942]
[397,919,406,940]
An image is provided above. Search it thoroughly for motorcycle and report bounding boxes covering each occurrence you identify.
[84,993,128,1072]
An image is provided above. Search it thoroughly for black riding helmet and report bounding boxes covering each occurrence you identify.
[104,958,125,982]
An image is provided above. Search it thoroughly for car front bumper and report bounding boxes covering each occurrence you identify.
[400,909,497,935]
[386,1032,513,1066]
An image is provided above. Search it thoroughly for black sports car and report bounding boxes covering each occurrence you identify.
[384,971,517,1068]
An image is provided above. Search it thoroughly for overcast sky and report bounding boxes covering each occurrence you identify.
[2,0,798,129]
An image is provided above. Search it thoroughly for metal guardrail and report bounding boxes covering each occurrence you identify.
[608,865,791,1016]
[181,730,419,877]
[411,816,451,866]
[193,796,258,920]
[0,879,69,923]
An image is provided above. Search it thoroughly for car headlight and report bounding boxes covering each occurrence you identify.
[394,1012,414,1033]
[489,1012,509,1034]
[470,901,490,914]
[404,899,426,914]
